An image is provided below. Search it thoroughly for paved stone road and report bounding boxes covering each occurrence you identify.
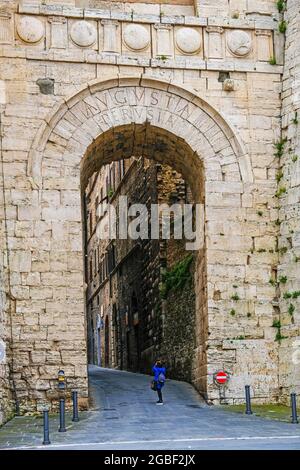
[0,366,300,450]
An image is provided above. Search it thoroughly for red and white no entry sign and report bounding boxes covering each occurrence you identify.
[214,370,229,385]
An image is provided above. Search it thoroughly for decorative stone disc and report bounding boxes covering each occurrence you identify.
[227,30,252,57]
[175,27,201,55]
[123,24,150,51]
[70,20,97,47]
[16,16,44,43]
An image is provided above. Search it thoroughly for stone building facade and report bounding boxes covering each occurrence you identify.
[85,157,195,377]
[0,0,300,424]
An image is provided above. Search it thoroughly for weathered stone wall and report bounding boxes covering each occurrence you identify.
[0,181,14,425]
[277,0,300,403]
[0,0,290,413]
[161,260,196,382]
[0,40,14,425]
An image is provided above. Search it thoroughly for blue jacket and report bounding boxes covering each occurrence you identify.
[152,365,166,390]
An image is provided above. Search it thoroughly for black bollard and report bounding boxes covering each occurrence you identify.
[245,385,253,415]
[58,398,66,432]
[42,409,51,445]
[291,393,299,424]
[72,391,79,422]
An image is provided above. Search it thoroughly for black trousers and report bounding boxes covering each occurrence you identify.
[157,388,163,402]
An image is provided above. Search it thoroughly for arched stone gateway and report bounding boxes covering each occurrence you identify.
[4,75,280,414]
[0,0,298,427]
[29,77,251,187]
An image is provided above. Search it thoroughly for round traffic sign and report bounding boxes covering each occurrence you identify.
[214,370,229,385]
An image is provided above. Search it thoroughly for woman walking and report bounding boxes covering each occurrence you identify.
[152,360,166,405]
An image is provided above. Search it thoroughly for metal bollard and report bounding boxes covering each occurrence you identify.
[291,393,299,424]
[72,390,79,422]
[245,385,253,415]
[42,409,51,445]
[58,398,66,432]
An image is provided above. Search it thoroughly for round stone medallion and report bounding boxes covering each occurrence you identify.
[227,30,252,57]
[123,24,150,51]
[70,20,97,48]
[175,27,201,55]
[16,16,44,43]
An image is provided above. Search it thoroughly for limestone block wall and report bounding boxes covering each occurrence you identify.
[0,194,14,425]
[277,0,300,403]
[0,0,288,412]
[0,100,14,425]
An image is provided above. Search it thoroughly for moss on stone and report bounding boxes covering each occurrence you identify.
[221,403,300,423]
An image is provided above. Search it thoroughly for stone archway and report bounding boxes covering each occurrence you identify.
[20,75,251,407]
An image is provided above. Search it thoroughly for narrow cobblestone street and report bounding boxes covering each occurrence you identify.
[0,366,299,450]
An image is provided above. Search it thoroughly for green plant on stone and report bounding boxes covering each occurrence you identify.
[288,304,295,316]
[107,188,114,198]
[278,246,288,254]
[282,291,300,300]
[229,309,236,316]
[269,56,277,65]
[274,137,287,158]
[257,210,263,216]
[269,278,277,287]
[231,293,240,301]
[283,292,292,299]
[278,275,287,284]
[156,55,168,61]
[161,254,193,297]
[275,187,287,198]
[272,319,281,328]
[159,282,167,300]
[257,248,266,253]
[294,255,300,262]
[275,219,281,226]
[292,112,298,125]
[272,319,287,343]
[276,0,286,13]
[275,329,287,342]
[278,20,287,34]
[292,155,298,162]
[276,170,283,182]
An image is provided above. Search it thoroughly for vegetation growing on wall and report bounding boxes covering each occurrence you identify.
[160,254,193,299]
[160,253,196,382]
